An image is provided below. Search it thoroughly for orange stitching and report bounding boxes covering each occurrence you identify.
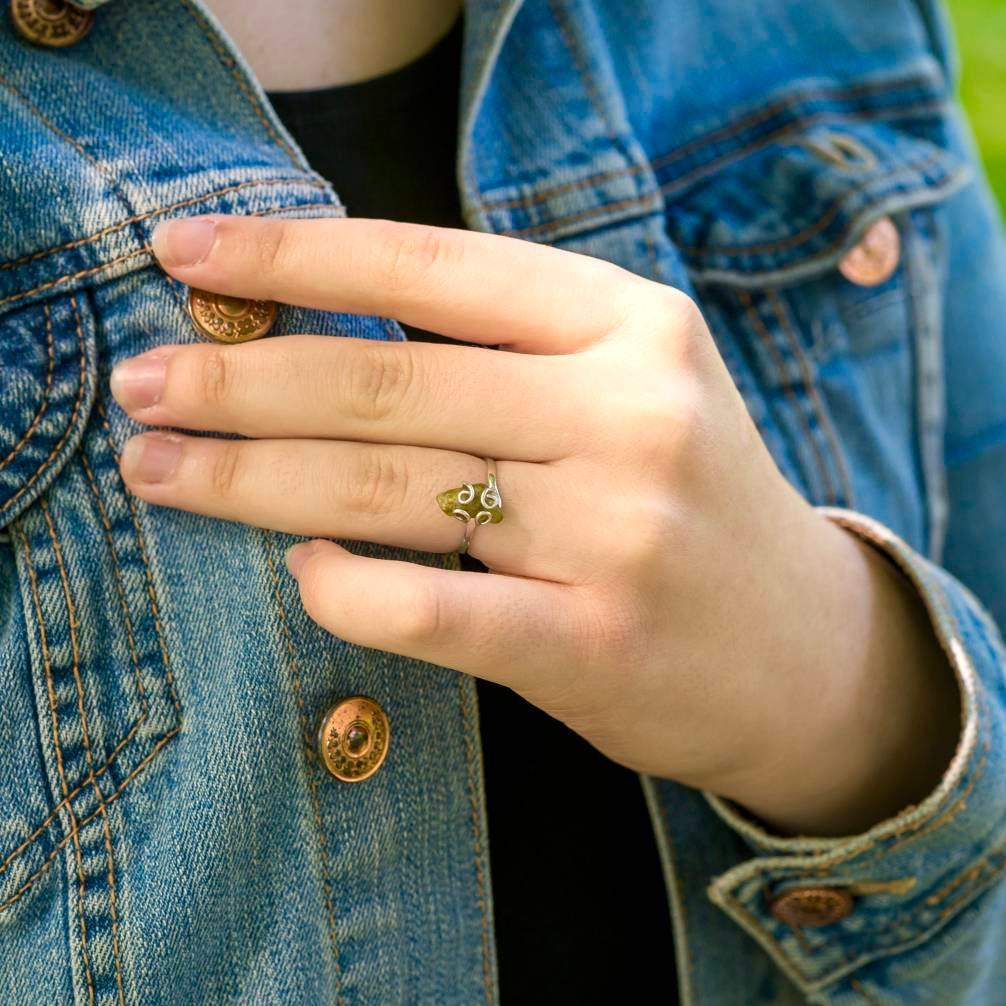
[456,676,494,1005]
[78,449,149,716]
[927,859,986,907]
[256,201,346,218]
[0,197,344,314]
[768,290,856,507]
[504,193,657,239]
[850,978,883,1005]
[0,727,180,917]
[95,399,182,717]
[261,530,343,997]
[40,496,108,1001]
[649,77,938,175]
[0,177,328,273]
[99,808,126,1006]
[15,521,95,1003]
[0,69,106,176]
[39,497,103,789]
[679,147,946,257]
[0,247,149,313]
[476,75,938,212]
[177,0,299,165]
[938,854,1006,921]
[1,296,88,517]
[737,289,838,504]
[664,102,945,210]
[0,302,55,474]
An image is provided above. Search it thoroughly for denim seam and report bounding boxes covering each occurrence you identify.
[0,177,329,274]
[0,248,151,313]
[503,194,660,238]
[98,809,126,1006]
[547,0,616,132]
[95,399,183,719]
[850,977,883,1004]
[0,302,55,474]
[0,726,180,916]
[719,812,1004,990]
[176,0,300,166]
[78,448,151,729]
[261,530,345,1003]
[664,100,946,205]
[41,495,121,1001]
[0,197,342,315]
[679,148,948,257]
[456,674,495,1006]
[475,73,939,211]
[737,288,837,503]
[768,289,856,508]
[0,409,183,894]
[0,295,90,518]
[15,520,96,1003]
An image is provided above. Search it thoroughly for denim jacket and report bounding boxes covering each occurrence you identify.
[2,1,1005,1003]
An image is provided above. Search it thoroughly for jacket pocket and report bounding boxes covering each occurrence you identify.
[0,287,181,925]
[660,94,970,555]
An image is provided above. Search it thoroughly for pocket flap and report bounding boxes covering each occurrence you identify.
[0,291,97,527]
[665,116,971,286]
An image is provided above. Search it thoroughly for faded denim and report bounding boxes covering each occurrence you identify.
[0,0,1004,1003]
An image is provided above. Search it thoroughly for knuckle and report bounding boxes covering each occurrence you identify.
[394,581,446,644]
[255,219,293,275]
[342,447,410,516]
[196,348,233,410]
[376,224,459,294]
[624,376,708,462]
[209,441,244,499]
[347,345,415,423]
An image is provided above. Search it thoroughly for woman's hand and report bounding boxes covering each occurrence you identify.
[111,215,959,836]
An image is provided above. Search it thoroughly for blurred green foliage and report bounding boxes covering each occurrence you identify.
[947,0,1006,204]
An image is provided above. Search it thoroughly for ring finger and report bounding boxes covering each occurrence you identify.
[119,431,574,580]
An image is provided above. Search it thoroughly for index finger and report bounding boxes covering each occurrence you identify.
[150,215,646,353]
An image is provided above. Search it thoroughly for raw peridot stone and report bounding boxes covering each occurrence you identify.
[437,481,504,524]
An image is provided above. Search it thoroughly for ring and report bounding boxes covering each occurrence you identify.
[436,457,504,554]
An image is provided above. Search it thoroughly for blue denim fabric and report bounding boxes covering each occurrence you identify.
[1,1,1004,1003]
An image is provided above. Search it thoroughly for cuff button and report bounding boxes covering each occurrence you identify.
[769,886,854,928]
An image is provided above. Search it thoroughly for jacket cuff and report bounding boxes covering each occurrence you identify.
[703,506,1006,994]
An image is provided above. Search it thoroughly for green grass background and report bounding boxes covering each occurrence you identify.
[948,0,1005,204]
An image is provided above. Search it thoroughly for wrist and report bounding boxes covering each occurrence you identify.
[712,506,961,837]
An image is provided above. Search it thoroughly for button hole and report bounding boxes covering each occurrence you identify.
[803,132,878,172]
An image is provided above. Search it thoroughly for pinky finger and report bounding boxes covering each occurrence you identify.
[284,539,579,690]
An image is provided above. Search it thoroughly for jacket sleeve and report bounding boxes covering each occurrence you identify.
[701,505,1006,997]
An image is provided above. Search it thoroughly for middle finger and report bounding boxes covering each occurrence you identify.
[111,334,589,462]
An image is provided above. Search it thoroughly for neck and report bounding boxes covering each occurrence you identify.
[202,0,464,91]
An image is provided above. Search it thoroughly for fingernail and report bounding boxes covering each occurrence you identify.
[121,433,183,484]
[110,352,169,412]
[151,217,217,268]
[285,541,320,579]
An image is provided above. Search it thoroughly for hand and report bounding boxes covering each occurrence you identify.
[110,215,959,836]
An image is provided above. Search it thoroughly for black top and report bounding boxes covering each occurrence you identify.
[267,17,677,1003]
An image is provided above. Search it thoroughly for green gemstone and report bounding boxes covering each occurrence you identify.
[436,482,504,524]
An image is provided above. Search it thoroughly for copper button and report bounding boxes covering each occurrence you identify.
[9,0,94,47]
[317,696,390,783]
[186,288,277,343]
[838,216,901,287]
[769,886,854,928]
